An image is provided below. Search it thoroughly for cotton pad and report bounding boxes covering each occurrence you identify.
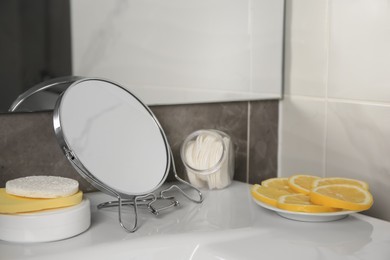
[5,176,79,198]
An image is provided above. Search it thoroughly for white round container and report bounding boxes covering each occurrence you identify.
[0,199,91,243]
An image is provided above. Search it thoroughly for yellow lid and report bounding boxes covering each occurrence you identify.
[0,189,83,214]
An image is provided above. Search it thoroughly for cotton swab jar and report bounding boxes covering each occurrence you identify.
[180,130,234,190]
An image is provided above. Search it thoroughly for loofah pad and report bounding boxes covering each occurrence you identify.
[5,176,79,198]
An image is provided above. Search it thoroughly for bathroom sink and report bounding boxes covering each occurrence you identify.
[1,181,390,260]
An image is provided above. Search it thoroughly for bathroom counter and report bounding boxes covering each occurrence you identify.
[1,181,390,260]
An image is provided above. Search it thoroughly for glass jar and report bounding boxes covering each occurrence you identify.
[180,129,234,190]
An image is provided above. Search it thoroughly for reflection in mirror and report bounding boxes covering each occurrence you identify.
[9,76,82,112]
[1,0,284,113]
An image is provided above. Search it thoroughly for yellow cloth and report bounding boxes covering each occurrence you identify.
[0,188,83,214]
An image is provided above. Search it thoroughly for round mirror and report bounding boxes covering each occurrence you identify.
[53,78,170,198]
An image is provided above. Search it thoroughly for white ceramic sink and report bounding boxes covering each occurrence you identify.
[2,181,390,260]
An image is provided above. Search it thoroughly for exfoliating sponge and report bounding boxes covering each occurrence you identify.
[6,176,79,198]
[0,189,83,214]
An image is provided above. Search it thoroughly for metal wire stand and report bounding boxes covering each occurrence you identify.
[97,147,203,232]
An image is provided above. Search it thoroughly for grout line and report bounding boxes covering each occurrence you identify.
[248,0,253,94]
[283,94,326,101]
[247,0,252,183]
[326,98,390,107]
[284,94,390,108]
[323,0,330,178]
[246,102,251,183]
[277,100,283,177]
[277,0,287,178]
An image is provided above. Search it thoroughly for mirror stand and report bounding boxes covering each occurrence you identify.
[9,76,204,233]
[96,147,203,232]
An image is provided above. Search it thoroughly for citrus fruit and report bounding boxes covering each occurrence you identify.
[250,184,292,207]
[261,178,295,192]
[288,175,321,195]
[312,177,369,190]
[277,194,339,213]
[310,184,373,211]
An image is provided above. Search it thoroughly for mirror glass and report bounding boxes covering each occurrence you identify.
[54,78,170,197]
[0,0,284,112]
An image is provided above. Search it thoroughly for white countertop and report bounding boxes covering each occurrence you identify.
[1,181,390,260]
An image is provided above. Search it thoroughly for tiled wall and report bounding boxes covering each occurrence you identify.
[0,100,278,191]
[280,0,390,221]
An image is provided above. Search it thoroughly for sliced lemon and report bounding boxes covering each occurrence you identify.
[261,178,295,193]
[277,194,339,213]
[312,177,369,190]
[288,175,321,195]
[250,184,292,207]
[310,184,373,211]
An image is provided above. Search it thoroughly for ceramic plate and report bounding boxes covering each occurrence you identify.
[252,197,359,222]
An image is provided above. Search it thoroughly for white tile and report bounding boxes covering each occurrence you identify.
[284,0,328,97]
[328,0,390,102]
[326,102,390,221]
[279,97,326,178]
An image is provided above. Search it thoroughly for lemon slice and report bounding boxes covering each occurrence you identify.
[312,177,369,190]
[261,178,295,193]
[310,184,373,211]
[288,175,321,195]
[250,184,292,207]
[277,194,339,213]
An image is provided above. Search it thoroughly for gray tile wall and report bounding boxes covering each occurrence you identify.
[0,100,278,191]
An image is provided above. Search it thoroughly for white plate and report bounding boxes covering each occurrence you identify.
[252,197,359,222]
